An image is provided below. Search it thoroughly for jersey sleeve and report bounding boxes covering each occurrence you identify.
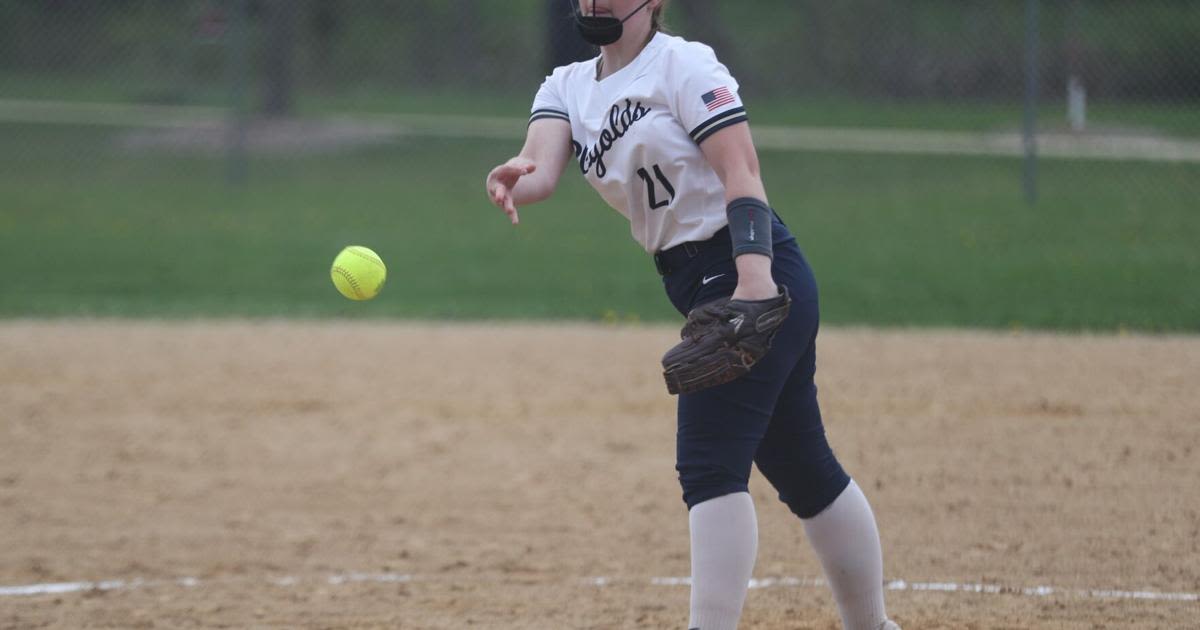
[529,67,571,126]
[669,42,749,145]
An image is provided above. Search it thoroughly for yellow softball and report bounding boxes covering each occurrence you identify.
[330,246,387,301]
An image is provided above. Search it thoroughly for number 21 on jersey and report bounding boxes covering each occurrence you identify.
[636,163,676,209]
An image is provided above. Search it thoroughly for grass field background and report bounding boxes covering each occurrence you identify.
[2,120,1197,331]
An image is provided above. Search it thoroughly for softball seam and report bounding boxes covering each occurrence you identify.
[343,247,386,271]
[331,265,363,299]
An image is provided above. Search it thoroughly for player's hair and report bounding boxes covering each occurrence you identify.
[651,0,670,32]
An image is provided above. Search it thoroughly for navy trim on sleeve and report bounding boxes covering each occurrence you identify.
[529,108,570,125]
[689,106,748,145]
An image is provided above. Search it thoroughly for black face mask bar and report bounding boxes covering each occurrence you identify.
[570,0,654,46]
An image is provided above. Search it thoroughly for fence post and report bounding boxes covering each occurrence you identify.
[226,0,249,187]
[1022,0,1039,205]
[262,0,297,117]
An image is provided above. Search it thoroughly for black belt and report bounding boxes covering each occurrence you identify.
[653,227,731,276]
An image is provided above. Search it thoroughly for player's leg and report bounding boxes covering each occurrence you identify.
[674,228,820,630]
[683,489,758,630]
[753,365,891,630]
[675,346,779,630]
[753,239,895,630]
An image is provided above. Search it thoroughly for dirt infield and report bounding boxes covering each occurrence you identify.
[1,321,1197,629]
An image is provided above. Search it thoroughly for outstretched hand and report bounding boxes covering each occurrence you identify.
[485,158,537,225]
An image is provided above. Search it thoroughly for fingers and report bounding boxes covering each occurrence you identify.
[493,160,535,181]
[487,182,519,225]
[486,158,534,225]
[509,157,536,175]
[487,181,505,206]
[504,196,520,225]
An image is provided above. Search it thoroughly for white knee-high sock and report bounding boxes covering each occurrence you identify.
[802,480,889,630]
[688,492,758,630]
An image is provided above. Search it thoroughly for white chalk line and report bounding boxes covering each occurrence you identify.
[1,572,1196,604]
[655,576,1199,602]
[2,98,1199,163]
[0,572,413,597]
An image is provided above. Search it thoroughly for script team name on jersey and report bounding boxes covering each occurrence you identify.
[572,98,651,179]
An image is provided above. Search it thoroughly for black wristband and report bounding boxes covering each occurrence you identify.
[726,197,773,259]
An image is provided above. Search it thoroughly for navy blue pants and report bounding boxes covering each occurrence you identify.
[657,216,850,519]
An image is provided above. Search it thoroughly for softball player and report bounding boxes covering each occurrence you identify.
[485,2,899,628]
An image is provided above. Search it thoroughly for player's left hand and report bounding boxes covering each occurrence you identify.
[661,286,791,395]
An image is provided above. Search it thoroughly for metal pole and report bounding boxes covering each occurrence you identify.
[1022,0,1039,205]
[226,0,249,186]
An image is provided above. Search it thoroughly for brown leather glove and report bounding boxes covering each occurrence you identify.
[661,286,791,395]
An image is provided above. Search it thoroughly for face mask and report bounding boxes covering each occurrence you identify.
[572,0,654,46]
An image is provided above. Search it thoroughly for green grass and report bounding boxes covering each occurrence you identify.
[1,122,1197,330]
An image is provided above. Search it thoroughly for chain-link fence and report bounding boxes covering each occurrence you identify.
[2,0,1196,177]
[3,1,1197,153]
[1,0,1197,324]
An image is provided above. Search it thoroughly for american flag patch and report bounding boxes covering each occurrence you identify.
[701,86,735,111]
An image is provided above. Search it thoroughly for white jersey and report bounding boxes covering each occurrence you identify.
[530,32,748,254]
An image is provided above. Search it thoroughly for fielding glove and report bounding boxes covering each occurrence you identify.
[661,286,791,395]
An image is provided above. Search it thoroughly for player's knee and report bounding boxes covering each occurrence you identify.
[780,470,851,518]
[756,443,850,519]
[677,462,749,510]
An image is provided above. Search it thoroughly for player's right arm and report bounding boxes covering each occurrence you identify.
[485,119,573,225]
